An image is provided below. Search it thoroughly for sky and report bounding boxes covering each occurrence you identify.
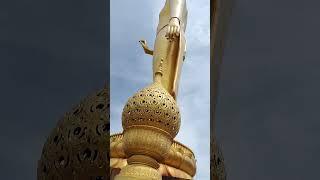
[110,0,210,179]
[216,0,320,179]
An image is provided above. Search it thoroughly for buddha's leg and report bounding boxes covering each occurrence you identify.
[153,27,179,96]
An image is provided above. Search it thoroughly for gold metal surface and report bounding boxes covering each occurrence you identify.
[38,88,109,180]
[122,82,181,138]
[116,164,161,180]
[110,133,196,178]
[140,0,188,100]
[139,40,153,55]
[111,158,193,179]
[116,83,181,179]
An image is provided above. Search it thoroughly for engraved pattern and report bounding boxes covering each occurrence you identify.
[122,83,181,137]
[110,133,196,177]
[116,164,161,180]
[116,83,181,180]
[110,133,126,158]
[123,128,173,162]
[37,88,109,180]
[164,141,196,176]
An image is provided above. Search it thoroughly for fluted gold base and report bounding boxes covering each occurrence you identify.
[114,164,161,180]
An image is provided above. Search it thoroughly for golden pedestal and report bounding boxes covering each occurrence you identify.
[115,83,181,179]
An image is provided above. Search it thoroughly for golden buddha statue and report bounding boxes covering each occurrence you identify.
[140,0,188,99]
[113,1,195,179]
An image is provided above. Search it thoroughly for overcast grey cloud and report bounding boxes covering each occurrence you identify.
[216,0,320,179]
[110,0,210,179]
[0,0,107,179]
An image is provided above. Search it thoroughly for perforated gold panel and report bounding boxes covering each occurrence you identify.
[37,88,109,180]
[122,83,181,138]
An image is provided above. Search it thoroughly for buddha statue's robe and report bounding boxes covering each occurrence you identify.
[147,0,188,100]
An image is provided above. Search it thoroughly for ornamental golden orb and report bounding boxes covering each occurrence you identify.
[122,82,181,138]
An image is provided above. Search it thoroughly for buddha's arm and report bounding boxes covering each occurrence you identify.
[139,40,153,56]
